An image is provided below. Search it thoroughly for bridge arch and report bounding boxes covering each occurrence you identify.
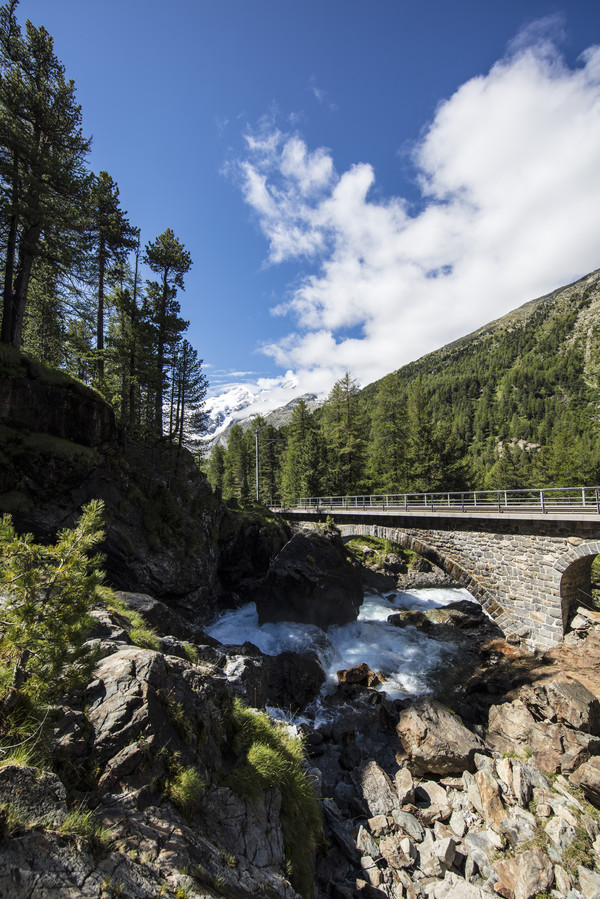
[282,509,600,650]
[337,522,513,630]
[554,541,600,632]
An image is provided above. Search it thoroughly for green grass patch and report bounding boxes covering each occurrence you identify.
[166,764,205,818]
[103,594,160,650]
[224,698,323,898]
[57,804,111,845]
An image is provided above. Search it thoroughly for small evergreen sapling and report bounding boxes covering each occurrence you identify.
[0,499,109,710]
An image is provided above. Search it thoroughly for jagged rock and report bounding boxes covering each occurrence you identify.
[337,663,384,689]
[0,766,67,828]
[361,854,383,888]
[368,814,391,838]
[114,591,196,641]
[357,824,380,859]
[202,785,286,868]
[414,780,452,824]
[391,809,425,843]
[493,848,553,899]
[500,807,537,847]
[424,872,489,898]
[554,864,572,895]
[380,832,416,870]
[222,649,270,708]
[323,798,361,864]
[358,761,401,817]
[512,761,551,808]
[255,531,363,629]
[218,513,290,597]
[474,768,506,830]
[266,650,326,710]
[578,866,600,898]
[397,698,484,776]
[545,814,577,853]
[395,768,415,806]
[544,679,600,734]
[449,809,467,839]
[570,757,600,807]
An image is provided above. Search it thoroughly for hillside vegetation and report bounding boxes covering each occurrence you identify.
[209,269,600,500]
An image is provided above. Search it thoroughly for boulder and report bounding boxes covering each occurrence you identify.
[544,679,600,734]
[357,761,401,817]
[570,756,600,807]
[114,591,196,641]
[396,697,484,775]
[0,766,67,828]
[337,663,383,689]
[256,531,363,629]
[492,848,553,899]
[266,650,326,710]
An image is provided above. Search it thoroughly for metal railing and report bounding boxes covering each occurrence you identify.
[272,486,600,516]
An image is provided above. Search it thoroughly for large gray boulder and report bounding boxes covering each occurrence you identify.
[255,531,363,629]
[396,697,484,775]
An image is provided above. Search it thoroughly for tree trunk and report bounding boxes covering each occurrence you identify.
[96,235,105,383]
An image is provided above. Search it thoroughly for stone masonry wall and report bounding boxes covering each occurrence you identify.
[289,515,600,651]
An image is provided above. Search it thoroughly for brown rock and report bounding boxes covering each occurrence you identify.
[396,697,484,775]
[545,678,600,734]
[570,756,600,807]
[337,663,383,688]
[475,768,506,830]
[493,848,553,899]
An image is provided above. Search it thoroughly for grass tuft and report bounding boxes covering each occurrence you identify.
[166,765,205,818]
[224,698,322,898]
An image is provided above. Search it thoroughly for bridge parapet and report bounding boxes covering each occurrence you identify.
[277,498,600,651]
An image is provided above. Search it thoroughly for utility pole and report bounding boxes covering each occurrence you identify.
[255,429,260,501]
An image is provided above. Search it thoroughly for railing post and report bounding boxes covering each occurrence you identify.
[497,492,501,513]
[540,490,546,514]
[582,487,586,508]
[461,493,464,513]
[596,488,600,515]
[404,494,407,511]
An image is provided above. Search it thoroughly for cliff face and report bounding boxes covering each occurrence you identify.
[0,347,117,447]
[0,348,226,623]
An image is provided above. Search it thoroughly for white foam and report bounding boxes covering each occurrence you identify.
[205,586,474,702]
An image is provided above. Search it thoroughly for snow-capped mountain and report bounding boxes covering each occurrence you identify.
[194,380,323,449]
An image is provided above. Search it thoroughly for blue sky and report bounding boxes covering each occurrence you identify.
[18,1,600,409]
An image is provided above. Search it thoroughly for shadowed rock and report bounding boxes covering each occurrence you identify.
[256,531,363,629]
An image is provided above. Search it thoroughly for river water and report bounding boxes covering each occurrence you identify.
[205,586,475,703]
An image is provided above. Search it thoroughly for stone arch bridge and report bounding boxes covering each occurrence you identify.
[275,492,600,650]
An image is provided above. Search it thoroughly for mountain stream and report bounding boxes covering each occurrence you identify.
[205,586,477,718]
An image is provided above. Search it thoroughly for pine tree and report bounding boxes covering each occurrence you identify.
[87,170,135,386]
[321,372,367,495]
[280,400,324,501]
[0,1,91,347]
[0,499,109,710]
[168,339,208,449]
[366,375,408,493]
[143,229,191,436]
[223,424,252,503]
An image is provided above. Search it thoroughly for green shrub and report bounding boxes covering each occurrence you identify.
[224,699,322,898]
[0,499,109,710]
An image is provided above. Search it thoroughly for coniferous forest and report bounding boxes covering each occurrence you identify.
[208,271,600,504]
[0,1,207,443]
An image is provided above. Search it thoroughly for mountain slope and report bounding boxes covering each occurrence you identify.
[357,268,600,484]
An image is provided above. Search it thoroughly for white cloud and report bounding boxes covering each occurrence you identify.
[236,27,600,400]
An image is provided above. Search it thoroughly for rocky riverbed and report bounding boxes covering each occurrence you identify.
[3,525,600,899]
